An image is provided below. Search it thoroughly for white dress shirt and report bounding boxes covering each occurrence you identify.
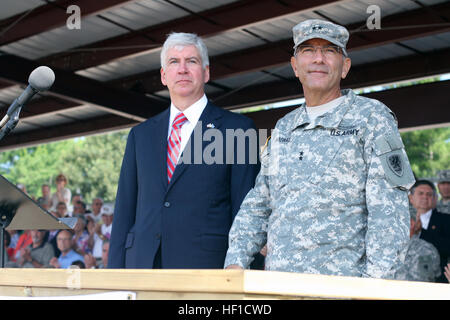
[168,94,208,161]
[419,209,433,230]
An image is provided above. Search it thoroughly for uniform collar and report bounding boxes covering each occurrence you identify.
[290,89,355,132]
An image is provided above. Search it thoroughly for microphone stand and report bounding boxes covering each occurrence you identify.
[0,106,21,142]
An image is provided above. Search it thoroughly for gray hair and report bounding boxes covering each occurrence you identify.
[160,32,209,70]
[410,179,437,196]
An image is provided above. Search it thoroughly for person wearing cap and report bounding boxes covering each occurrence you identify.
[92,204,114,262]
[436,170,450,214]
[394,233,441,283]
[224,19,415,279]
[395,195,441,283]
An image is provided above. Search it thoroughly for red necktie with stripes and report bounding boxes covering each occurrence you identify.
[167,112,188,183]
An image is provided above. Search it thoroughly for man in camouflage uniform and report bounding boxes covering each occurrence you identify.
[436,170,450,214]
[224,19,415,279]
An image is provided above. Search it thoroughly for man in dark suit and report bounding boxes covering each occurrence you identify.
[108,32,260,269]
[410,179,450,283]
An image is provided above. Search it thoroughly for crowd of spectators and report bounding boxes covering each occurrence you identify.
[3,173,113,270]
[3,170,450,285]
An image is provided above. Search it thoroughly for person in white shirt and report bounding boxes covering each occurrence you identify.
[86,197,104,224]
[92,204,113,261]
[49,174,71,212]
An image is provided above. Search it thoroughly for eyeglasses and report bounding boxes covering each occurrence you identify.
[295,45,342,58]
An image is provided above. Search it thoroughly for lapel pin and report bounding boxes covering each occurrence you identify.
[206,123,215,128]
[432,225,436,230]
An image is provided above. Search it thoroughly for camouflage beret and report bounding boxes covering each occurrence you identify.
[437,170,450,183]
[292,19,349,56]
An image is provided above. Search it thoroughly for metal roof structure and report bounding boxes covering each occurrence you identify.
[0,0,449,150]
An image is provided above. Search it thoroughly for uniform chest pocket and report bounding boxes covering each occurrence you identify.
[305,134,345,185]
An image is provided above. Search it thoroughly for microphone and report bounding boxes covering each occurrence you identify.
[0,66,55,128]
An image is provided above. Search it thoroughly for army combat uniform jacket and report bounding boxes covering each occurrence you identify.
[437,199,450,215]
[225,89,415,279]
[394,235,441,282]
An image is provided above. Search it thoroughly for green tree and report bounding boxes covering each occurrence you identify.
[57,130,129,204]
[0,140,73,197]
[401,126,450,179]
[0,129,129,203]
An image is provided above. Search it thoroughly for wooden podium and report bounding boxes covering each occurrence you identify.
[0,268,449,299]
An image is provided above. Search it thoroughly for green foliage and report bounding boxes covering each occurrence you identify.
[0,129,129,204]
[58,130,129,203]
[0,125,447,203]
[401,126,450,179]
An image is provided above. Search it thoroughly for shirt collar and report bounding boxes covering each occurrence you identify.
[420,209,433,229]
[169,94,208,126]
[290,89,355,132]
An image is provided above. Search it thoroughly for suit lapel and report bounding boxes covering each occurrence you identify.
[165,102,223,193]
[153,108,170,190]
[428,209,438,231]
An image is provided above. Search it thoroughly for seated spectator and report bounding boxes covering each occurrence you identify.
[7,230,19,254]
[85,197,103,224]
[37,184,51,205]
[73,200,87,216]
[49,174,71,212]
[72,214,91,255]
[49,230,84,269]
[12,230,32,262]
[14,230,55,268]
[84,239,110,269]
[91,204,113,262]
[68,194,83,217]
[55,201,68,218]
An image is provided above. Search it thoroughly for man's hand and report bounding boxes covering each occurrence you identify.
[49,257,60,268]
[444,263,450,284]
[225,264,243,270]
[411,213,422,236]
[84,253,97,269]
[260,245,267,257]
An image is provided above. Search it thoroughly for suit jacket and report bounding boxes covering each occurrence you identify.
[108,102,260,268]
[420,208,450,282]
